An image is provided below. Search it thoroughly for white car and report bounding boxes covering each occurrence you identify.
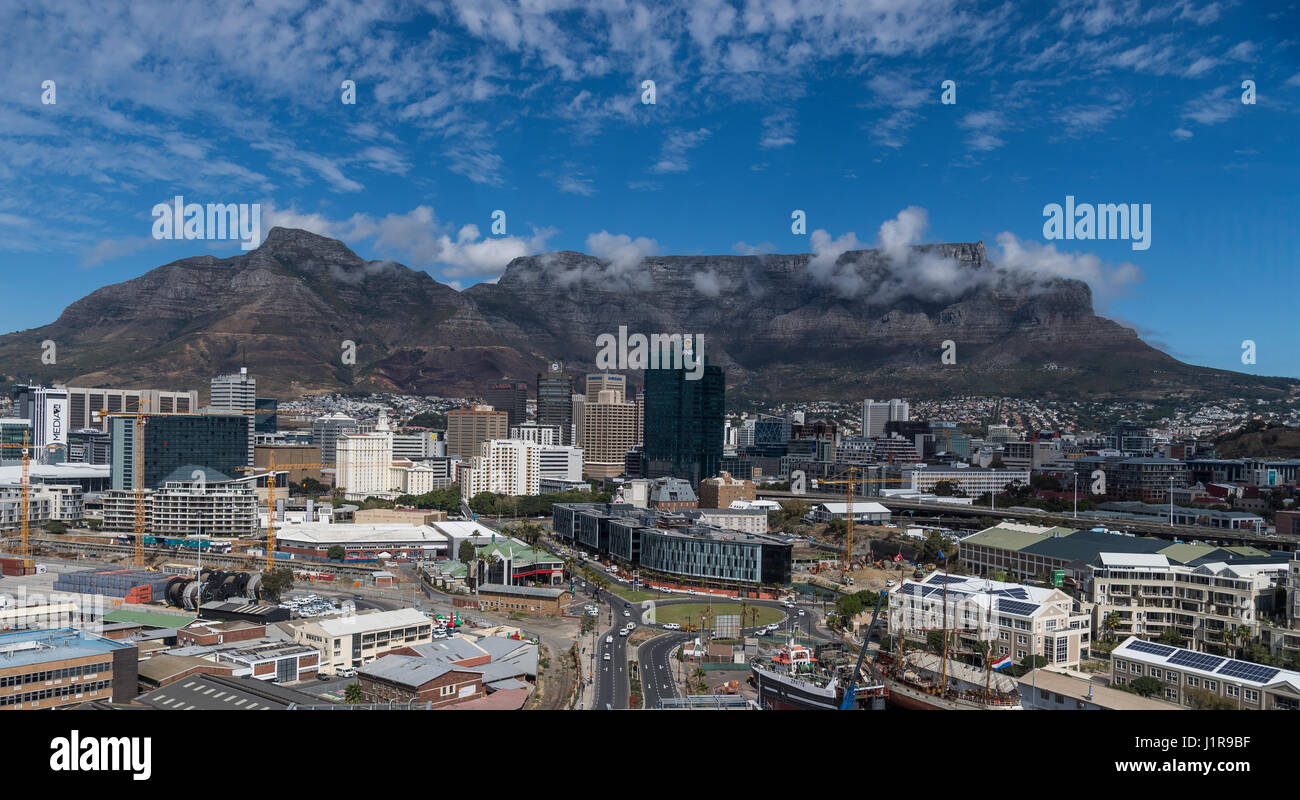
[798,610,805,616]
[662,623,681,631]
[603,653,611,661]
[606,635,613,644]
[886,580,896,587]
[619,628,629,636]
[626,622,636,630]
[623,610,630,617]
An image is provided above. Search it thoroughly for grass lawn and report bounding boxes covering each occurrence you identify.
[648,602,784,628]
[605,584,666,604]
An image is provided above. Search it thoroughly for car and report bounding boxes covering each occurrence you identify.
[662,622,680,631]
[886,580,896,587]
[623,610,630,617]
[797,610,805,616]
[619,628,628,636]
[606,635,613,643]
[354,594,364,600]
[626,622,636,630]
[623,601,630,608]
[603,653,611,661]
[316,673,332,681]
[338,667,356,678]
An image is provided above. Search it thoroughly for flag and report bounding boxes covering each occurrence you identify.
[893,554,903,562]
[991,654,1013,670]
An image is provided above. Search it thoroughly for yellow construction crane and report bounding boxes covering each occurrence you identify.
[240,448,423,572]
[810,468,900,584]
[1,434,68,558]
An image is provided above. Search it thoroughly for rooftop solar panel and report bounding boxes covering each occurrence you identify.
[1126,640,1176,657]
[1167,650,1226,672]
[926,574,966,585]
[996,599,1040,616]
[1216,660,1281,684]
[993,587,1030,600]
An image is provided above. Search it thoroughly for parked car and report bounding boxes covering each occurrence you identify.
[338,667,356,678]
[662,622,680,630]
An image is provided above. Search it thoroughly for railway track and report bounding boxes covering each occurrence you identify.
[0,536,383,580]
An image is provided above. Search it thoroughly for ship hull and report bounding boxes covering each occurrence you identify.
[750,665,841,711]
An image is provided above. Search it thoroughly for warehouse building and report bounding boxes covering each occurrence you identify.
[275,522,451,561]
[467,584,571,616]
[283,608,433,675]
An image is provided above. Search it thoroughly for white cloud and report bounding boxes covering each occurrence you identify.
[650,128,711,173]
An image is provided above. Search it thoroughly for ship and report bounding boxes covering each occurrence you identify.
[868,649,1021,710]
[749,640,888,710]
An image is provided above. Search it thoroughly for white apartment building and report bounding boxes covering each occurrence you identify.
[336,410,396,500]
[100,480,258,537]
[889,573,1092,668]
[0,485,64,530]
[905,465,1030,496]
[1111,636,1300,709]
[312,413,358,463]
[461,439,583,498]
[1089,552,1287,652]
[286,608,433,675]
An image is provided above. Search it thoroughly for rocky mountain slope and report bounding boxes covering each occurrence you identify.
[0,228,1291,402]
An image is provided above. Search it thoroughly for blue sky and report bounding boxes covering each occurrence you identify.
[1,0,1298,377]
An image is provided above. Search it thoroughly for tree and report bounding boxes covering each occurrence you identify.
[1156,627,1184,647]
[1128,676,1164,697]
[458,540,477,563]
[344,682,363,704]
[86,518,102,531]
[406,411,446,430]
[259,567,294,601]
[932,480,964,497]
[1185,686,1235,710]
[1103,612,1121,642]
[326,545,346,561]
[43,520,68,534]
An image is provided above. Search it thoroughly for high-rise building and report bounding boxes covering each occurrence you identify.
[581,387,638,479]
[254,397,278,433]
[312,413,358,463]
[586,373,627,402]
[12,384,69,461]
[484,379,529,430]
[861,398,909,438]
[0,418,32,466]
[446,405,508,461]
[110,413,249,491]
[641,357,725,486]
[67,428,111,465]
[535,364,574,445]
[64,386,198,431]
[511,423,562,446]
[336,410,395,500]
[209,369,257,467]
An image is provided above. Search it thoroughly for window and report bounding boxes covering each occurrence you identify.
[1151,669,1162,680]
[1165,688,1178,700]
[1226,685,1239,697]
[1116,661,1127,672]
[1187,676,1199,687]
[1245,689,1259,702]
[1205,680,1217,692]
[1017,635,1027,645]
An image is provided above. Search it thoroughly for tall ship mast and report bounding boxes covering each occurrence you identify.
[869,561,1023,710]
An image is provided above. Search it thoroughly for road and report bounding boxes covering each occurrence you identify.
[592,586,632,709]
[637,632,689,709]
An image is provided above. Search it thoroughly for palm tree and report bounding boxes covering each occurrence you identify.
[1103,612,1121,642]
[344,682,363,705]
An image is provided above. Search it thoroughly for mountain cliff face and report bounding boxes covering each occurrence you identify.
[0,228,1290,401]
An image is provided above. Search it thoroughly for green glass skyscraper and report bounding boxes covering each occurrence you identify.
[640,357,724,486]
